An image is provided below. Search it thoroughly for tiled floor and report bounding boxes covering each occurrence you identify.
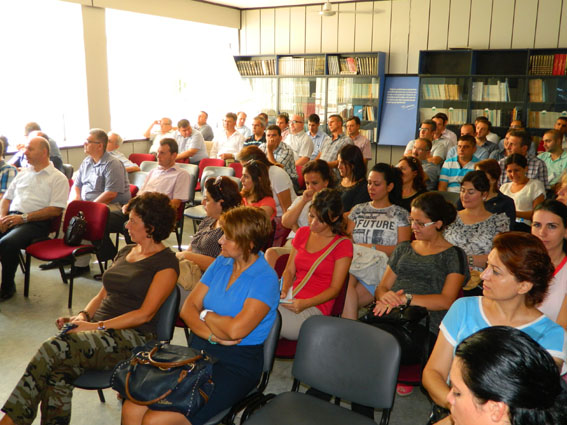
[0,217,432,424]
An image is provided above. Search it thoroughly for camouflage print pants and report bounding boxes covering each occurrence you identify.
[1,328,151,425]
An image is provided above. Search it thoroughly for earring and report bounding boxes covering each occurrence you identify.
[147,234,152,238]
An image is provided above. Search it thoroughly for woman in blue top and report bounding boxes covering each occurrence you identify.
[423,232,566,416]
[122,206,280,425]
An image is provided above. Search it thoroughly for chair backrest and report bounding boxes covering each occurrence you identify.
[200,166,236,192]
[140,160,159,172]
[330,274,349,317]
[63,200,109,243]
[198,158,225,179]
[50,213,63,237]
[227,175,242,190]
[129,184,139,198]
[274,254,289,278]
[129,153,155,166]
[296,164,305,190]
[62,163,74,179]
[293,316,401,410]
[431,190,460,206]
[155,285,180,342]
[178,163,199,179]
[129,171,148,189]
[258,310,282,390]
[229,161,243,178]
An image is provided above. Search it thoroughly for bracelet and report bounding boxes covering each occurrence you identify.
[78,310,91,322]
[208,333,217,345]
[468,255,474,268]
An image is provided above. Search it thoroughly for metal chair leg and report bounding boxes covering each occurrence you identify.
[97,389,106,403]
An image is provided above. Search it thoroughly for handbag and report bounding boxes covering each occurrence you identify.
[111,342,216,417]
[349,244,389,288]
[359,304,430,365]
[178,259,202,291]
[64,211,87,246]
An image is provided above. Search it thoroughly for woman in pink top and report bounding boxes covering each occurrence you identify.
[278,189,353,340]
[241,160,276,220]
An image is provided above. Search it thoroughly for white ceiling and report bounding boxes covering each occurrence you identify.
[201,0,354,10]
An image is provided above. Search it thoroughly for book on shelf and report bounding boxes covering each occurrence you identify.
[235,58,276,76]
[353,105,363,120]
[279,56,325,76]
[471,80,510,102]
[528,79,546,103]
[419,108,467,125]
[472,108,521,127]
[421,84,461,100]
[359,128,374,142]
[529,54,567,76]
[528,111,566,128]
[328,55,378,76]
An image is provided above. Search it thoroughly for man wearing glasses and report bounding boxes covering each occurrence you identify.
[144,117,175,155]
[284,114,313,167]
[404,119,449,166]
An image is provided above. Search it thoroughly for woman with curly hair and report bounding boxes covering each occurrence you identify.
[423,232,566,419]
[240,159,276,220]
[396,156,427,212]
[0,192,180,425]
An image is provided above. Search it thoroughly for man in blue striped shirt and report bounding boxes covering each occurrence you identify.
[438,135,479,193]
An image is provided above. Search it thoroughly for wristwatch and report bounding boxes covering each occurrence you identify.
[405,293,413,306]
[21,213,28,223]
[97,321,106,330]
[199,309,213,322]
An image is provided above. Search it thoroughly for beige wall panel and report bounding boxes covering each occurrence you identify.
[240,12,247,55]
[275,8,290,54]
[534,0,562,48]
[338,2,356,52]
[354,2,373,52]
[408,0,430,74]
[91,0,240,28]
[389,0,411,74]
[561,0,567,47]
[489,0,514,49]
[448,0,471,49]
[321,9,339,53]
[468,0,492,48]
[428,0,450,50]
[260,9,275,54]
[290,7,306,53]
[512,0,538,48]
[305,5,322,53]
[372,1,392,70]
[245,9,261,55]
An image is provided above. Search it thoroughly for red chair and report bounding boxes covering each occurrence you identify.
[24,201,110,308]
[229,161,243,178]
[18,213,63,274]
[296,165,305,190]
[129,153,155,166]
[129,184,139,198]
[173,202,185,251]
[195,158,225,191]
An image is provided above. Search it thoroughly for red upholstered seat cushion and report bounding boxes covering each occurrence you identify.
[26,239,94,261]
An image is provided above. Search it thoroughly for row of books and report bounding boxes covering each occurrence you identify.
[328,81,380,100]
[529,54,567,76]
[419,107,467,125]
[236,59,276,76]
[279,78,325,99]
[353,105,376,121]
[472,108,521,127]
[328,55,378,76]
[359,128,376,142]
[528,79,547,102]
[421,84,461,100]
[528,111,565,128]
[471,81,510,102]
[279,56,325,76]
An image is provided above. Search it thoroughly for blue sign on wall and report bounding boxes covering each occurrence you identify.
[378,76,419,146]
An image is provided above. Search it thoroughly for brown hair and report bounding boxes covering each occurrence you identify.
[475,159,501,193]
[219,206,272,261]
[398,156,426,193]
[492,232,553,307]
[242,160,272,202]
[204,176,242,212]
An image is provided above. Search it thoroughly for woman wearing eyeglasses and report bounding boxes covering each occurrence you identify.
[396,156,427,212]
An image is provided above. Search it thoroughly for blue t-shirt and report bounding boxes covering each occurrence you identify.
[200,253,279,346]
[441,297,566,362]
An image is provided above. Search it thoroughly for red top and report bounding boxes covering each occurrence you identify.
[242,196,277,220]
[291,226,353,315]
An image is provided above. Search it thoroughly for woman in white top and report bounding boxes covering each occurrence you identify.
[531,200,567,329]
[500,153,544,232]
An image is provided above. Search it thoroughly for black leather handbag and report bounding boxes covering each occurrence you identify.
[359,304,430,365]
[64,211,87,246]
[111,342,216,417]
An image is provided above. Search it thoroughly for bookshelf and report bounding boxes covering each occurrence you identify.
[233,52,386,143]
[418,49,567,137]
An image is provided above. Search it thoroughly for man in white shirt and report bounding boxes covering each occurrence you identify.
[432,112,457,147]
[405,120,450,165]
[0,137,67,299]
[284,114,313,167]
[346,116,371,162]
[145,117,176,155]
[235,112,252,139]
[174,119,208,164]
[210,112,245,160]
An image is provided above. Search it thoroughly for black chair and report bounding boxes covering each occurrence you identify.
[200,310,282,425]
[243,316,401,425]
[73,285,180,402]
[61,163,74,179]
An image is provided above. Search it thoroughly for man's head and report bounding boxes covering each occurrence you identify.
[237,112,247,127]
[474,117,491,140]
[197,111,208,126]
[25,136,50,167]
[251,117,266,137]
[308,113,321,135]
[24,122,41,137]
[159,117,173,134]
[460,123,476,137]
[432,112,448,134]
[543,130,562,154]
[157,138,178,168]
[419,120,436,141]
[258,112,269,124]
[177,119,192,138]
[224,113,237,132]
[266,124,282,147]
[346,116,361,138]
[276,114,289,132]
[457,135,477,162]
[555,117,567,136]
[328,114,343,134]
[505,130,530,157]
[412,138,432,161]
[510,119,524,130]
[84,129,108,157]
[290,114,305,135]
[107,131,123,152]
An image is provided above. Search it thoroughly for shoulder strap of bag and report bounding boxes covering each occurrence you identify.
[292,236,348,298]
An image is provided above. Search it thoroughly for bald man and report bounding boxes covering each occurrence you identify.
[0,137,68,300]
